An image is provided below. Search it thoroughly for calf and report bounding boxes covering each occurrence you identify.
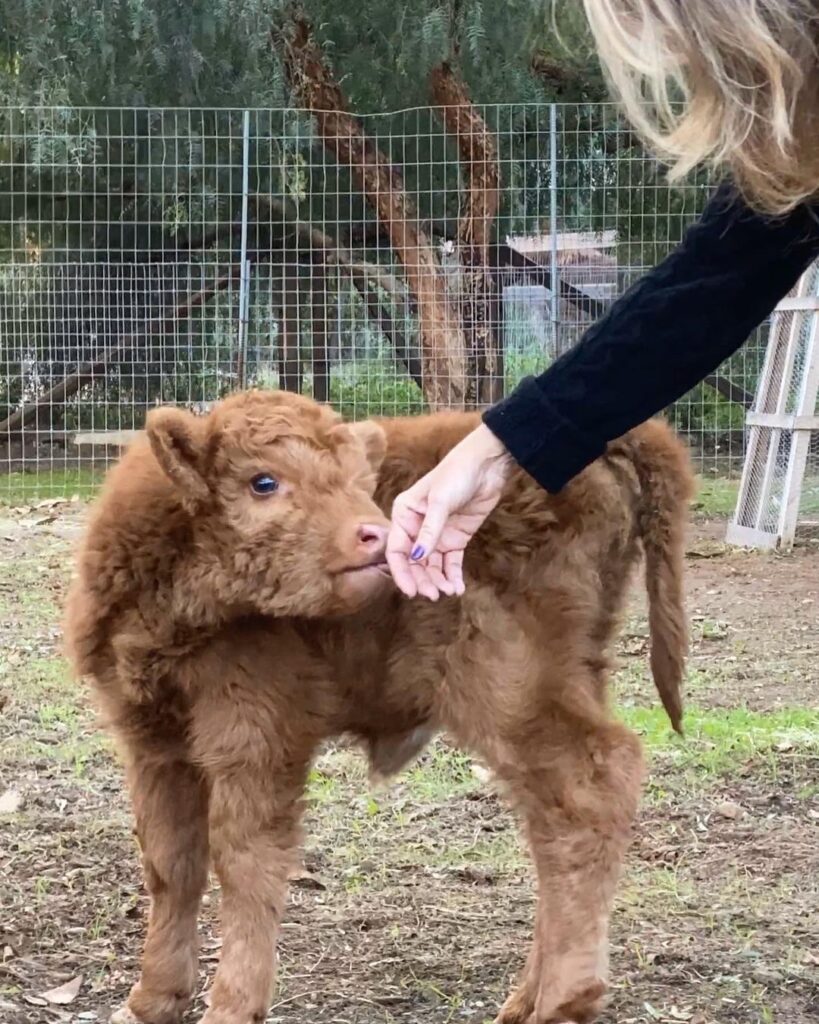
[64,389,693,1024]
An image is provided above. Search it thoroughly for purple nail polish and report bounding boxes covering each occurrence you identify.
[410,544,425,561]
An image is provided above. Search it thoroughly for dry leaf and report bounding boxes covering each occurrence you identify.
[457,865,495,885]
[287,867,326,891]
[715,800,744,820]
[0,789,23,814]
[41,975,83,1005]
[668,1007,693,1021]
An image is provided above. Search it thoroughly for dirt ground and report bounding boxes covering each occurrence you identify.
[0,503,817,1024]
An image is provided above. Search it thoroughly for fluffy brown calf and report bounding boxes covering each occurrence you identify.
[64,390,693,1024]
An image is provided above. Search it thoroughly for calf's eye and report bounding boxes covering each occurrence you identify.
[250,473,279,496]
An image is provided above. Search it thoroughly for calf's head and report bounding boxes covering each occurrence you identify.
[146,390,392,617]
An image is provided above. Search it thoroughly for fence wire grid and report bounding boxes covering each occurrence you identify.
[0,103,803,507]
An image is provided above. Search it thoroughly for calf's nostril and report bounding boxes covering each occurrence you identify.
[357,522,388,552]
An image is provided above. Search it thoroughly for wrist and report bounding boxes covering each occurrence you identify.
[471,424,514,480]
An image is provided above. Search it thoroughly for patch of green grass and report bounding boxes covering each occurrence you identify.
[621,704,819,783]
[402,745,478,802]
[329,361,423,419]
[0,583,61,633]
[4,724,106,777]
[0,650,104,774]
[614,660,718,707]
[4,655,73,700]
[0,467,101,505]
[693,473,819,518]
[693,476,740,518]
[307,766,345,806]
[37,697,83,731]
[619,864,696,915]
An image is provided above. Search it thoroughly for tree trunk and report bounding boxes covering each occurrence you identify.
[430,61,502,408]
[278,18,465,410]
[308,265,330,403]
[275,262,303,394]
[261,198,424,388]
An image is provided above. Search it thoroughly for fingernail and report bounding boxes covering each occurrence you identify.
[410,544,425,561]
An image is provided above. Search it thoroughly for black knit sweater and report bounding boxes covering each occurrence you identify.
[483,184,819,492]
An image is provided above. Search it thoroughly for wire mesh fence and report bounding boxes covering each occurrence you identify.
[0,103,793,506]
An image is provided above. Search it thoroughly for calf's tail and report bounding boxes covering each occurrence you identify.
[620,421,695,734]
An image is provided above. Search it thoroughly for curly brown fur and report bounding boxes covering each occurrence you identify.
[64,389,694,1024]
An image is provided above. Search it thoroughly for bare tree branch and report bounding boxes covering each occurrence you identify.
[277,16,465,409]
[0,271,239,436]
[430,60,502,406]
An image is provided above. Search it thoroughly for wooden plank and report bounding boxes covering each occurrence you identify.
[506,230,617,255]
[71,403,216,450]
[753,273,811,530]
[73,430,142,448]
[773,296,819,312]
[778,296,819,548]
[745,412,819,429]
[733,276,799,528]
[725,522,779,550]
[2,429,77,441]
[729,265,816,545]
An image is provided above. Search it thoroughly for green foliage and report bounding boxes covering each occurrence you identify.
[0,1,751,442]
[0,0,289,107]
[0,1,599,111]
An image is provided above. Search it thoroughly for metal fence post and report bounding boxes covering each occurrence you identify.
[237,109,251,388]
[549,103,560,360]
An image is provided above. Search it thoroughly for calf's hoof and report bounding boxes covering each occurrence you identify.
[111,1008,144,1024]
[495,986,535,1023]
[496,977,606,1024]
[111,986,190,1024]
[199,1009,266,1024]
[550,980,607,1024]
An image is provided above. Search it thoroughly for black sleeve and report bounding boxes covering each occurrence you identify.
[483,183,819,492]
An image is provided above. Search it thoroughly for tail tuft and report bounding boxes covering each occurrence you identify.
[617,421,694,734]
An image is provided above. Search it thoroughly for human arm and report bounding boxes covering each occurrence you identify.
[387,184,819,598]
[483,183,819,492]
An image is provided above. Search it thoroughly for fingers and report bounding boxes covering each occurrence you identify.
[388,495,456,600]
[423,551,457,598]
[387,474,467,601]
[386,526,419,598]
[410,495,450,565]
[386,491,425,598]
[442,549,465,596]
[409,560,442,601]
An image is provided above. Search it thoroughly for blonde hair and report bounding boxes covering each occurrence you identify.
[582,0,819,213]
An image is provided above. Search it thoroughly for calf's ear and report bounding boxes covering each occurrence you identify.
[146,407,210,506]
[343,420,387,474]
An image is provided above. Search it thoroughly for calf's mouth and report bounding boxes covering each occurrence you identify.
[335,556,390,576]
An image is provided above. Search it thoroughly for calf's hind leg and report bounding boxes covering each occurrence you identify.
[440,626,643,1024]
[492,715,643,1024]
[112,751,209,1024]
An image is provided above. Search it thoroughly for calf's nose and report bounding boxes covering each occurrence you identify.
[356,522,388,558]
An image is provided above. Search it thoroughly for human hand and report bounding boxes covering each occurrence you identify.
[386,423,513,599]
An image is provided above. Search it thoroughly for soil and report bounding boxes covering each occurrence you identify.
[0,505,816,1024]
